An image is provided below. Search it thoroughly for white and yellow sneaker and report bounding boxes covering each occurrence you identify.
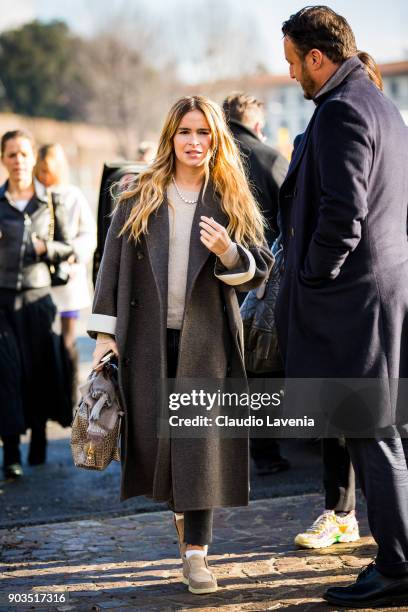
[295,510,360,549]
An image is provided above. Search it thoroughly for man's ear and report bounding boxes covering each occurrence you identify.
[254,121,264,139]
[308,48,324,71]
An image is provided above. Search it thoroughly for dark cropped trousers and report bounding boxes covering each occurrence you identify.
[323,438,356,512]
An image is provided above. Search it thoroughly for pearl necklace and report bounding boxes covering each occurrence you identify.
[172,177,199,205]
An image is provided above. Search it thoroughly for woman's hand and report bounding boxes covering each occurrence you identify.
[67,255,78,279]
[32,236,47,256]
[92,334,119,371]
[199,216,231,256]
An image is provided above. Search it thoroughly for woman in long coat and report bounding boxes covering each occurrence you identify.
[88,95,272,594]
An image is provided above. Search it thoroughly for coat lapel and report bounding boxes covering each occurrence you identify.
[283,107,318,186]
[145,199,169,314]
[185,181,227,307]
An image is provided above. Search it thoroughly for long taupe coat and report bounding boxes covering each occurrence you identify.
[88,184,272,510]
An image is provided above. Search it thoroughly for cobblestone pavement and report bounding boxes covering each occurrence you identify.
[1,492,405,612]
[0,332,325,528]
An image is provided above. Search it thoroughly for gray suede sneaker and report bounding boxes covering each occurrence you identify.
[182,554,218,594]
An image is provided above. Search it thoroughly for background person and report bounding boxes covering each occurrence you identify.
[278,7,408,607]
[223,91,290,476]
[35,144,96,405]
[0,130,73,478]
[88,95,272,595]
[135,140,157,164]
[222,92,288,247]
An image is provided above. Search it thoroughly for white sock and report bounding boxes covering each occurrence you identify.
[185,549,207,558]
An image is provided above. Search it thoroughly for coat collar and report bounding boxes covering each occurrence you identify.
[313,55,364,104]
[228,119,260,143]
[283,56,364,186]
[185,180,227,307]
[144,179,226,316]
[33,178,48,203]
[0,178,47,213]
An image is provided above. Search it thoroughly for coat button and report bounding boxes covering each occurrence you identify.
[290,227,295,237]
[136,250,144,260]
[130,298,139,307]
[123,357,131,366]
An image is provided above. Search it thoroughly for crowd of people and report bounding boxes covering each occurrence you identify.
[1,4,408,608]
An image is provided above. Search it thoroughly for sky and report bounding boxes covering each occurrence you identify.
[1,0,407,76]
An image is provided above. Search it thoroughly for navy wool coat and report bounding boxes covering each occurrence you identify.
[275,57,408,424]
[88,185,272,509]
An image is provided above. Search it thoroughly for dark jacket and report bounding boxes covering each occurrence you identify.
[275,56,408,423]
[87,185,272,509]
[228,119,289,245]
[0,181,73,290]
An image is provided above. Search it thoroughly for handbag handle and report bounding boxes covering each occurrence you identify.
[46,189,55,241]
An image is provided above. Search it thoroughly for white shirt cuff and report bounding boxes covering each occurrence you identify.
[214,245,256,286]
[87,313,117,336]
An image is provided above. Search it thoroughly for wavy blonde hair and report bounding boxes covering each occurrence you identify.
[119,95,265,247]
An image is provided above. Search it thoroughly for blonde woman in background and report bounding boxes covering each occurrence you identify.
[88,95,272,594]
[35,144,96,404]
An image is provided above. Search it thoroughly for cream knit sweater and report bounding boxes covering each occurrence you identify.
[167,183,239,329]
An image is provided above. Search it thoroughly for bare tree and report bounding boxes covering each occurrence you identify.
[70,0,272,156]
[157,0,270,83]
[74,1,179,158]
[81,33,179,157]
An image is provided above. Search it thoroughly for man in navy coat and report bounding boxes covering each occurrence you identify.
[277,6,408,607]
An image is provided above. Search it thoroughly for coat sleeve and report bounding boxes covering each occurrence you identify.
[87,204,127,339]
[301,99,371,285]
[214,243,273,292]
[44,193,74,264]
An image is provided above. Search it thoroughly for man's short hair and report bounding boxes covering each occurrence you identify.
[223,92,264,126]
[282,5,357,63]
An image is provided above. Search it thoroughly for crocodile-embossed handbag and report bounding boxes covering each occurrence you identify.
[71,359,123,470]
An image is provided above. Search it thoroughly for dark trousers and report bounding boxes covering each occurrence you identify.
[1,421,47,468]
[346,437,408,577]
[323,438,356,512]
[167,329,213,545]
[250,438,283,463]
[184,509,214,546]
[1,434,21,466]
[248,371,284,464]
